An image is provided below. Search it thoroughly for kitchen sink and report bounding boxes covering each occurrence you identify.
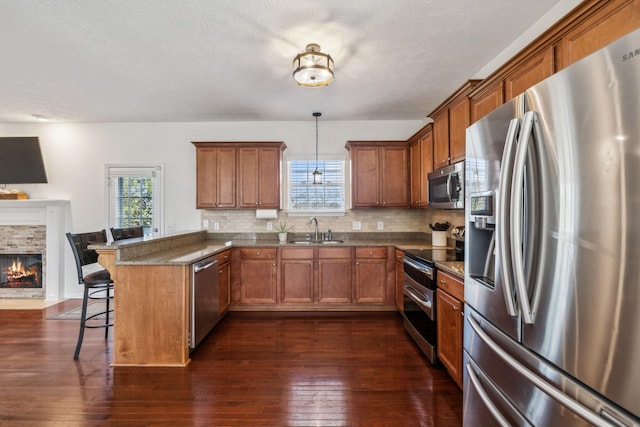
[288,239,344,245]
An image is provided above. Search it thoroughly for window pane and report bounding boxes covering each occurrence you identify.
[287,159,345,212]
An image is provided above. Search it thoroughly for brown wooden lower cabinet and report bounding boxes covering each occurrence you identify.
[394,249,404,312]
[317,248,352,303]
[354,247,388,304]
[232,245,393,310]
[436,270,464,388]
[216,249,231,316]
[239,248,277,304]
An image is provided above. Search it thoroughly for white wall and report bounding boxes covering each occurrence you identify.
[0,120,421,233]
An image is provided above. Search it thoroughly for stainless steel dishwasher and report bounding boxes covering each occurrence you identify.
[190,255,219,349]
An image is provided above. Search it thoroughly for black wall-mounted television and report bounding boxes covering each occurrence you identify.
[0,137,48,184]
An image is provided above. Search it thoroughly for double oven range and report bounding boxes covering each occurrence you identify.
[401,248,453,364]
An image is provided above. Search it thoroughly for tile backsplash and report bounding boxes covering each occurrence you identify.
[201,208,465,236]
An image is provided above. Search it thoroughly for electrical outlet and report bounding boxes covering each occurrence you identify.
[377,221,384,230]
[213,222,220,231]
[352,221,361,230]
[267,222,273,231]
[203,219,209,229]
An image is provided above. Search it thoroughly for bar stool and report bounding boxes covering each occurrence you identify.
[110,226,144,241]
[66,230,114,360]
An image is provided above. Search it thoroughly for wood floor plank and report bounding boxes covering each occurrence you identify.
[0,304,462,426]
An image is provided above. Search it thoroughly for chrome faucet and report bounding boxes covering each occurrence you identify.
[310,217,319,240]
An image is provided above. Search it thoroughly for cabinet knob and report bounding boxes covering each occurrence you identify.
[440,279,446,284]
[369,251,373,256]
[218,269,223,274]
[256,252,261,256]
[452,306,459,311]
[310,262,313,266]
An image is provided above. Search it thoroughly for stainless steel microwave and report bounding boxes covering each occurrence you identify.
[428,161,464,209]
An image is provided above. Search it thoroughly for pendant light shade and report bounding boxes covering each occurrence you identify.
[293,44,334,87]
[312,112,322,184]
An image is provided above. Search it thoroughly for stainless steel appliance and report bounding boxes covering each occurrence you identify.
[402,248,452,363]
[190,255,219,349]
[464,29,640,426]
[428,161,464,209]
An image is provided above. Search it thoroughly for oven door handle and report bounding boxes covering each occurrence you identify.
[404,285,432,309]
[403,258,433,279]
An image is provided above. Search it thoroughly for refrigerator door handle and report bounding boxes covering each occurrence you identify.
[468,314,619,427]
[510,111,539,324]
[466,361,520,427]
[497,117,520,317]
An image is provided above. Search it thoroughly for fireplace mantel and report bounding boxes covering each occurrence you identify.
[0,200,71,300]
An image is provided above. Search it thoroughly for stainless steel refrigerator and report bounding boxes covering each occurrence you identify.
[464,29,640,427]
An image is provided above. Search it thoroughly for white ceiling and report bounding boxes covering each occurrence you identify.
[0,0,567,123]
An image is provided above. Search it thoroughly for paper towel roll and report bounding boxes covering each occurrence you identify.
[256,209,278,219]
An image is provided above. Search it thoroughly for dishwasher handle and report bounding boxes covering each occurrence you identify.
[194,258,218,273]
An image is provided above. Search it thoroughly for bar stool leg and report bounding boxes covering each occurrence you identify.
[74,287,90,360]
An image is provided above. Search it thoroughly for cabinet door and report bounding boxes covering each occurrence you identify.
[237,147,260,208]
[448,95,471,164]
[471,81,504,123]
[240,255,277,304]
[354,257,387,304]
[380,146,408,207]
[318,258,352,303]
[394,249,404,312]
[351,146,381,207]
[256,147,280,208]
[196,147,217,208]
[437,289,463,388]
[281,258,314,304]
[558,0,640,69]
[195,147,236,208]
[218,259,231,315]
[432,109,450,169]
[420,131,433,206]
[409,138,422,207]
[504,47,554,101]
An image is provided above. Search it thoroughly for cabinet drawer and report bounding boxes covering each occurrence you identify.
[437,270,464,301]
[355,247,387,259]
[215,249,231,265]
[280,248,314,259]
[239,248,277,259]
[318,247,352,259]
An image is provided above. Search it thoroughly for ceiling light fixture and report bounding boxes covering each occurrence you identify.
[293,44,334,87]
[312,112,322,185]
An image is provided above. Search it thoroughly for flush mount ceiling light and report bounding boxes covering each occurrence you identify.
[312,112,322,184]
[293,44,334,87]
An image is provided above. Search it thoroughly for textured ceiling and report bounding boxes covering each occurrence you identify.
[0,0,563,123]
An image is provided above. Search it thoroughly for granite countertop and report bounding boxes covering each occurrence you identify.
[435,261,465,279]
[112,238,448,266]
[97,231,462,269]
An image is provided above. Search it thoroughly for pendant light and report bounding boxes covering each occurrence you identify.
[293,44,334,87]
[312,112,322,185]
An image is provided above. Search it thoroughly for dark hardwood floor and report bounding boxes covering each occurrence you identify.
[0,300,462,426]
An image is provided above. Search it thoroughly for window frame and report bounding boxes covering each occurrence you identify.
[104,164,164,239]
[284,154,347,216]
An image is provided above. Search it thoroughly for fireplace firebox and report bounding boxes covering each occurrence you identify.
[0,254,43,288]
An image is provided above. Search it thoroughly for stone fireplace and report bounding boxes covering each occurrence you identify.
[0,200,70,300]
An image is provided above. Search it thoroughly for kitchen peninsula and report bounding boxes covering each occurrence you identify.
[94,230,462,367]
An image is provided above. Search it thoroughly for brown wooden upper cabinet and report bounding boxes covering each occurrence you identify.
[192,141,286,209]
[557,0,640,70]
[238,146,282,208]
[468,0,639,123]
[408,124,433,208]
[429,80,480,169]
[345,140,409,208]
[194,145,236,208]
